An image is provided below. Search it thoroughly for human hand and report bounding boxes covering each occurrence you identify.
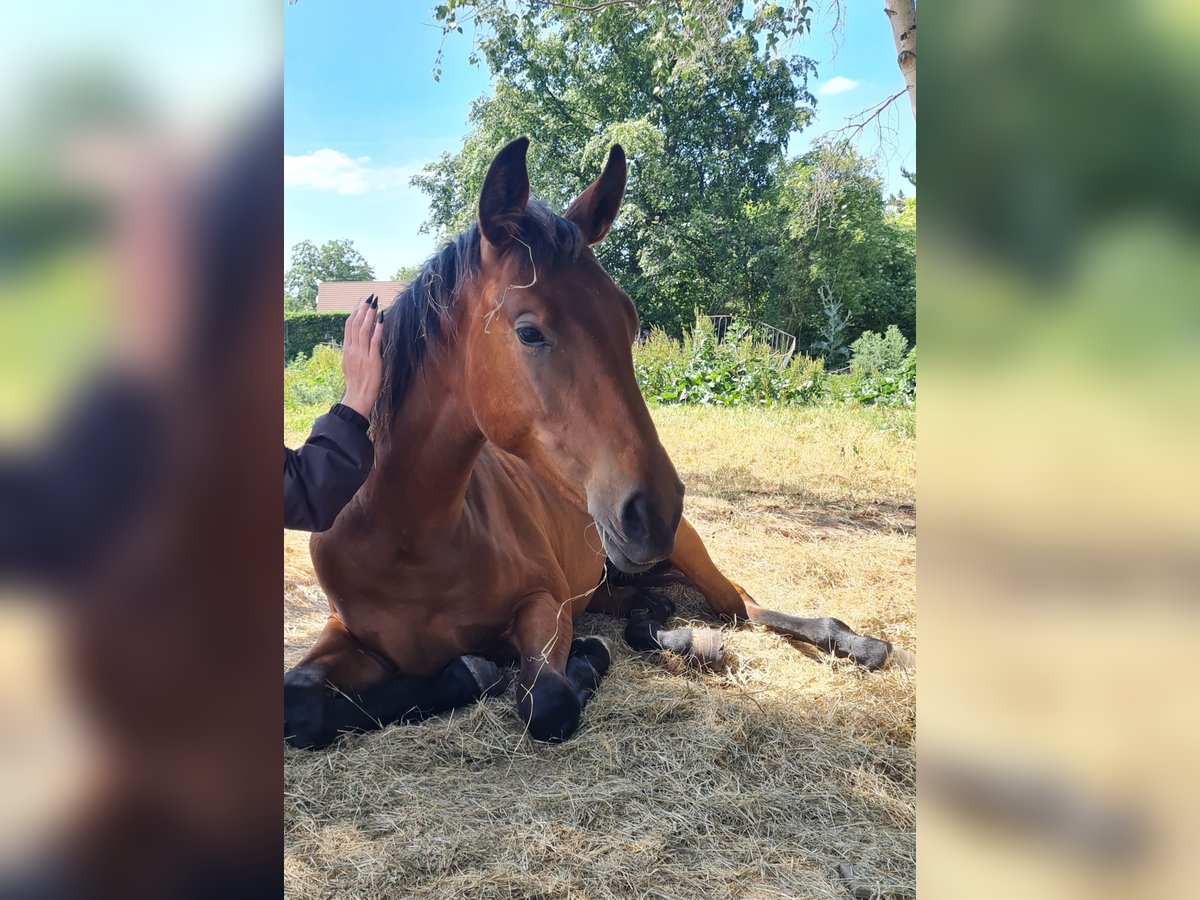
[341,294,383,418]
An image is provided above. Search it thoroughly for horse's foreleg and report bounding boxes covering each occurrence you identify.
[588,581,724,668]
[284,616,507,749]
[512,592,611,742]
[669,517,915,672]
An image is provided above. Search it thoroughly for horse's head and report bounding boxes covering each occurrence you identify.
[462,137,683,573]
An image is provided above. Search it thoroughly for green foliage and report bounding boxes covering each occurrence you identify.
[850,347,917,408]
[284,239,374,310]
[810,284,851,369]
[836,327,917,407]
[421,1,915,355]
[826,339,916,408]
[285,343,345,410]
[633,311,825,407]
[392,264,423,281]
[284,311,350,362]
[850,325,911,377]
[629,327,685,401]
[413,1,816,335]
[281,314,916,425]
[431,1,814,76]
[766,142,916,345]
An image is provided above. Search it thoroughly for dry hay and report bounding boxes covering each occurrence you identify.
[284,406,915,899]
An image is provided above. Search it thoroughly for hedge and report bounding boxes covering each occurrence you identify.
[284,311,350,362]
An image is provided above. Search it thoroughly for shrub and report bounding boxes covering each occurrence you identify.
[850,325,910,377]
[284,311,351,362]
[285,343,345,412]
[633,310,825,407]
[841,345,916,407]
[632,327,686,400]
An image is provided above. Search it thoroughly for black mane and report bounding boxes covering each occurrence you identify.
[372,200,586,429]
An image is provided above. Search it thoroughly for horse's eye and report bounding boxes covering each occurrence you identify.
[516,324,547,346]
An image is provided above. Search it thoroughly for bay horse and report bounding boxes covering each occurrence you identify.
[286,137,913,748]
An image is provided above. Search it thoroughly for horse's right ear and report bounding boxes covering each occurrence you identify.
[478,137,530,250]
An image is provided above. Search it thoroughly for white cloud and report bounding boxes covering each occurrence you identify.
[285,149,423,196]
[285,148,373,195]
[284,153,435,275]
[817,76,861,97]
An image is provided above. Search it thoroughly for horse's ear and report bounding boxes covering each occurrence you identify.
[565,144,626,244]
[478,137,530,249]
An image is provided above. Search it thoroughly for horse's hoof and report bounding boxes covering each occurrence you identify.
[284,667,335,750]
[457,655,510,698]
[634,589,676,623]
[885,644,916,673]
[689,628,725,669]
[522,674,584,743]
[570,636,612,677]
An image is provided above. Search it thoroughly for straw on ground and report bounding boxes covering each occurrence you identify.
[284,404,915,900]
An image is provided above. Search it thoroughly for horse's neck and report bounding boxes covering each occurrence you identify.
[366,358,484,540]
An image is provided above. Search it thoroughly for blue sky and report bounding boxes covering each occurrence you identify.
[285,2,915,279]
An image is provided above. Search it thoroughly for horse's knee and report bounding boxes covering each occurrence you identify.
[284,666,336,750]
[518,673,582,743]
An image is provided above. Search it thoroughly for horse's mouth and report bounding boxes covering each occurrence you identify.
[594,521,660,575]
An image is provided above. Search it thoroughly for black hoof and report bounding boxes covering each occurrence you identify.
[521,675,583,743]
[822,619,892,671]
[446,655,511,698]
[570,636,612,677]
[850,639,891,671]
[632,589,676,623]
[284,667,335,750]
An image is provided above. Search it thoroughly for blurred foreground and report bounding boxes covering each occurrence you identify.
[1,5,281,898]
[921,1,1199,898]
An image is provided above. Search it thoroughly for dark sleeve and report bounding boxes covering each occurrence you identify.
[283,403,373,532]
[0,376,162,583]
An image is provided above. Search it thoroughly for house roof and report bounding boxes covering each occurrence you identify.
[315,281,408,312]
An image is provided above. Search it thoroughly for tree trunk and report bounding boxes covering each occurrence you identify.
[884,0,916,118]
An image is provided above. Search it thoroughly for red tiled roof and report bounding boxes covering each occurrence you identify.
[315,281,408,312]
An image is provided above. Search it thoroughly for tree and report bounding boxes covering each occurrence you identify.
[284,239,374,310]
[765,142,914,344]
[414,2,815,332]
[431,2,915,127]
[391,264,422,282]
[884,0,916,117]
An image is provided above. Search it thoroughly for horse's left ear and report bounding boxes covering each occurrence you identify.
[565,144,626,244]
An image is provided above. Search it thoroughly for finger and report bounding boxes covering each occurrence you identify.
[370,314,384,357]
[346,304,363,349]
[359,294,377,340]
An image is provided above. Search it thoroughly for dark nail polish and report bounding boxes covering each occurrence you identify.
[370,295,379,309]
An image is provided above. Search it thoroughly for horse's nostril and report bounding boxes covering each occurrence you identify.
[619,490,652,542]
[613,486,680,565]
[621,489,675,548]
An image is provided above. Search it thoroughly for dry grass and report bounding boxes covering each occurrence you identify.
[284,404,915,899]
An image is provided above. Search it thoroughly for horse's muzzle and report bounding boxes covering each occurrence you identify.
[594,486,681,574]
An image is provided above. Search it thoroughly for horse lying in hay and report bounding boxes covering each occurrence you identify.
[286,137,914,749]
